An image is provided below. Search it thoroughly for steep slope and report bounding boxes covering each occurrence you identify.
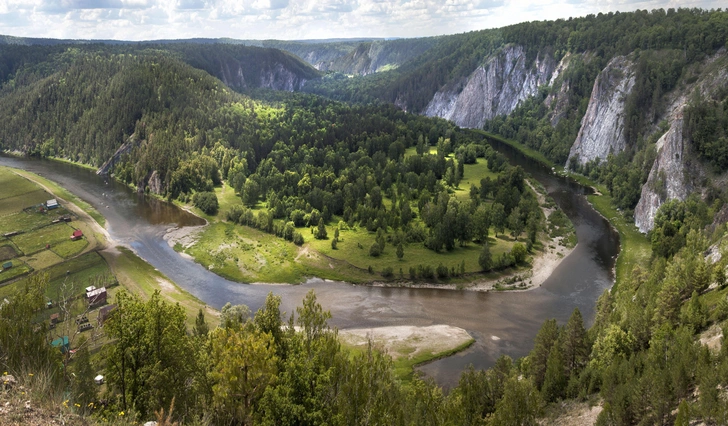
[423,44,556,128]
[566,56,635,167]
[634,51,728,232]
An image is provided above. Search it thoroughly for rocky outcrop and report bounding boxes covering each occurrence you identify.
[218,62,308,91]
[423,45,556,128]
[544,54,574,126]
[633,117,691,232]
[258,63,308,91]
[566,56,635,168]
[97,136,137,175]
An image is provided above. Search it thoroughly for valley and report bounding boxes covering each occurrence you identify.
[1,7,728,425]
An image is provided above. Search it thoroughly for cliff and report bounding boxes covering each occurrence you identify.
[423,45,556,128]
[566,56,635,168]
[633,117,691,232]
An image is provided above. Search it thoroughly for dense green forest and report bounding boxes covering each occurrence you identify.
[2,8,728,425]
[0,46,544,267]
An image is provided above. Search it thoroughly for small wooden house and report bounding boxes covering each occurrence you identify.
[2,261,11,270]
[46,199,59,210]
[49,313,59,325]
[86,287,107,306]
[71,229,83,241]
[98,304,117,324]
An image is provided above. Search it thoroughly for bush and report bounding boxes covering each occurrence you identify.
[436,263,449,279]
[511,243,528,264]
[381,267,394,278]
[369,242,381,257]
[193,191,219,215]
[293,232,304,246]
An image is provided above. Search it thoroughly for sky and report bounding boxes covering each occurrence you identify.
[0,0,724,42]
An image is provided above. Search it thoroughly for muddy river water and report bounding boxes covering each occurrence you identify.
[0,142,619,388]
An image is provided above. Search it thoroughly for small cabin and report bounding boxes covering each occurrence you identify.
[2,261,12,270]
[98,304,117,324]
[94,375,104,385]
[46,199,59,210]
[71,229,83,241]
[86,287,107,307]
[49,313,59,325]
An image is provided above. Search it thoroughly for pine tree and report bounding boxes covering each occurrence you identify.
[194,308,209,337]
[316,218,327,240]
[396,242,404,260]
[478,242,492,271]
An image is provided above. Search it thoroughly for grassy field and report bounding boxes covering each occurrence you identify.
[11,168,106,228]
[10,223,77,256]
[0,259,33,283]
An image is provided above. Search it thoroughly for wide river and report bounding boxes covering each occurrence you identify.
[0,143,619,388]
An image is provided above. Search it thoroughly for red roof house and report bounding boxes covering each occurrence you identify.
[71,229,83,241]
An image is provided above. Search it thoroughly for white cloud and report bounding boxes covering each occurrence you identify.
[0,0,724,41]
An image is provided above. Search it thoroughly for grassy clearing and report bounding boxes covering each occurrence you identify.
[0,167,40,200]
[308,222,514,277]
[23,249,64,270]
[0,208,72,235]
[10,223,76,256]
[0,259,32,284]
[10,168,106,227]
[0,190,50,216]
[103,246,218,325]
[50,237,89,259]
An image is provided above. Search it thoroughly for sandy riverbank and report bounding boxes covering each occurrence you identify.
[339,324,474,362]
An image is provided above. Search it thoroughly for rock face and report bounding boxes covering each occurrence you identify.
[423,45,556,128]
[633,117,691,232]
[97,136,136,175]
[218,62,308,92]
[566,56,635,168]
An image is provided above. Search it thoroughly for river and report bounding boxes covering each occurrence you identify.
[0,146,619,388]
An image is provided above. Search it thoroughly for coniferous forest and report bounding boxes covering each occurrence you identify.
[1,7,728,426]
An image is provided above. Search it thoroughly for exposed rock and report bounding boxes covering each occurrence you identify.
[423,45,556,128]
[218,62,307,92]
[633,117,690,233]
[147,170,164,195]
[258,63,308,91]
[545,79,570,126]
[97,135,137,176]
[566,56,635,168]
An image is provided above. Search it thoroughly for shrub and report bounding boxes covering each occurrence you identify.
[369,242,381,257]
[293,232,304,246]
[193,191,219,215]
[381,267,394,278]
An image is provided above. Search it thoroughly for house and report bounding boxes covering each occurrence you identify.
[51,336,69,353]
[71,229,83,241]
[46,199,59,210]
[86,287,107,306]
[2,261,11,270]
[98,304,117,324]
[49,313,59,325]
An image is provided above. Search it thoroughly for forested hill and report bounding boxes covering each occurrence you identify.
[306,8,728,232]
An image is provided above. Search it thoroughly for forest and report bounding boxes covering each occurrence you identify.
[1,7,728,426]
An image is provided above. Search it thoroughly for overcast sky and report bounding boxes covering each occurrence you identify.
[0,0,723,41]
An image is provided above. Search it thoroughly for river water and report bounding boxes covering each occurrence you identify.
[0,145,619,388]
